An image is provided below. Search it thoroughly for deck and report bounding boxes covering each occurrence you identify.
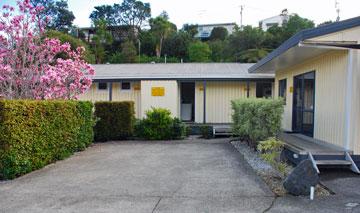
[279,132,359,174]
[278,132,350,155]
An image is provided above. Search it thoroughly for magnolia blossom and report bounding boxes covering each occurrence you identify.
[0,0,94,100]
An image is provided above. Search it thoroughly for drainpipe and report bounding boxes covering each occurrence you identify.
[344,50,354,150]
[109,82,113,101]
[246,81,250,98]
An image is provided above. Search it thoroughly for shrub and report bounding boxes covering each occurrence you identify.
[0,100,95,179]
[200,125,214,139]
[257,137,289,177]
[232,98,284,148]
[135,108,186,140]
[94,101,135,142]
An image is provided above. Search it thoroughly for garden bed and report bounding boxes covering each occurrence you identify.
[231,140,331,197]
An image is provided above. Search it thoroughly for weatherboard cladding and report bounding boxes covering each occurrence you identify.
[249,16,360,73]
[91,63,274,81]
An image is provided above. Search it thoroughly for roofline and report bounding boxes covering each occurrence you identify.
[249,16,360,73]
[197,23,237,27]
[93,78,274,82]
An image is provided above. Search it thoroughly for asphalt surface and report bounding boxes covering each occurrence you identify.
[0,139,274,213]
[1,138,359,213]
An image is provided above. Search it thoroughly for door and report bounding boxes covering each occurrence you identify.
[180,82,195,122]
[292,71,315,137]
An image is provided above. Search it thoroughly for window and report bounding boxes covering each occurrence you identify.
[256,82,272,98]
[278,79,287,102]
[121,82,131,90]
[98,82,108,90]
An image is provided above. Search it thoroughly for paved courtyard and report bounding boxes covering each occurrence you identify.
[0,139,274,213]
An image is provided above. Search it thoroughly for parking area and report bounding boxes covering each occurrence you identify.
[0,139,274,213]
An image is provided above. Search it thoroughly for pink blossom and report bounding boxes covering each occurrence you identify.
[0,0,94,100]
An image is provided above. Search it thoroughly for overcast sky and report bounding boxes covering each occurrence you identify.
[2,0,359,28]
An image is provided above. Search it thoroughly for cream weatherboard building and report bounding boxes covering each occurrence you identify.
[79,63,274,124]
[250,16,360,170]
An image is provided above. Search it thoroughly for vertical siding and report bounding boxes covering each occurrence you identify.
[275,50,348,149]
[140,80,179,118]
[205,81,256,123]
[351,50,360,154]
[78,83,109,101]
[112,81,141,118]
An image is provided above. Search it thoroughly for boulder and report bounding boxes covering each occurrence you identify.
[283,159,319,196]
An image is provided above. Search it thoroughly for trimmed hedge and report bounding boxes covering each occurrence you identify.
[231,98,284,148]
[94,101,135,142]
[0,100,95,179]
[134,108,187,140]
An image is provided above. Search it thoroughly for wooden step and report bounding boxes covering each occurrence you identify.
[315,160,352,166]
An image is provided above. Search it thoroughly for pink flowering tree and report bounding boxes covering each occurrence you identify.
[0,0,94,100]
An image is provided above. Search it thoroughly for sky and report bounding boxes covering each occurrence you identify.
[1,0,359,28]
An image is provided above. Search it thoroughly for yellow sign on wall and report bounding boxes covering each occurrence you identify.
[151,87,165,96]
[289,86,294,93]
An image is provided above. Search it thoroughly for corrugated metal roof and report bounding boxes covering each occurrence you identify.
[91,63,274,81]
[249,16,360,73]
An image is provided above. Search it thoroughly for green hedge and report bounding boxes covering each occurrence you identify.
[134,108,186,140]
[94,101,135,142]
[231,98,284,148]
[0,100,95,179]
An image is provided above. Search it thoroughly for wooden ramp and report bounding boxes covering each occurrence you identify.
[279,132,360,174]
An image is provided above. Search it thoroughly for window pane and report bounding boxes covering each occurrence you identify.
[278,79,287,102]
[98,83,107,90]
[121,82,131,90]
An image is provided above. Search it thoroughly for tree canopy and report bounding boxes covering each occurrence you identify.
[30,0,75,32]
[209,27,228,41]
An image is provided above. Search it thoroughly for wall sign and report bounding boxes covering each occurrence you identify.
[289,86,294,93]
[151,87,165,96]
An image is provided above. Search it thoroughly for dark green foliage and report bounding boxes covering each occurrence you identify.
[200,125,214,139]
[163,31,192,60]
[182,24,198,38]
[109,41,138,63]
[0,100,95,179]
[232,98,284,148]
[31,0,75,32]
[134,108,186,140]
[94,102,135,142]
[208,40,226,62]
[138,55,179,63]
[188,41,212,62]
[209,27,228,41]
[46,30,96,63]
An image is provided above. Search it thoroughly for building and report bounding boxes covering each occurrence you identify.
[249,16,360,171]
[259,10,290,31]
[79,63,274,124]
[76,26,138,43]
[195,23,236,39]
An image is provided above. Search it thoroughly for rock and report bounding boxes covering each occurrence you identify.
[283,159,319,196]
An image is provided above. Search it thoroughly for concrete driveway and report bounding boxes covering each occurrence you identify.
[0,139,274,213]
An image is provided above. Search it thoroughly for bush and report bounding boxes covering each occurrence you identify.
[232,98,284,148]
[0,100,95,179]
[135,108,186,140]
[258,137,289,177]
[94,101,135,142]
[200,125,213,139]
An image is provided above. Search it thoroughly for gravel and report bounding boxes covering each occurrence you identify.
[231,140,280,177]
